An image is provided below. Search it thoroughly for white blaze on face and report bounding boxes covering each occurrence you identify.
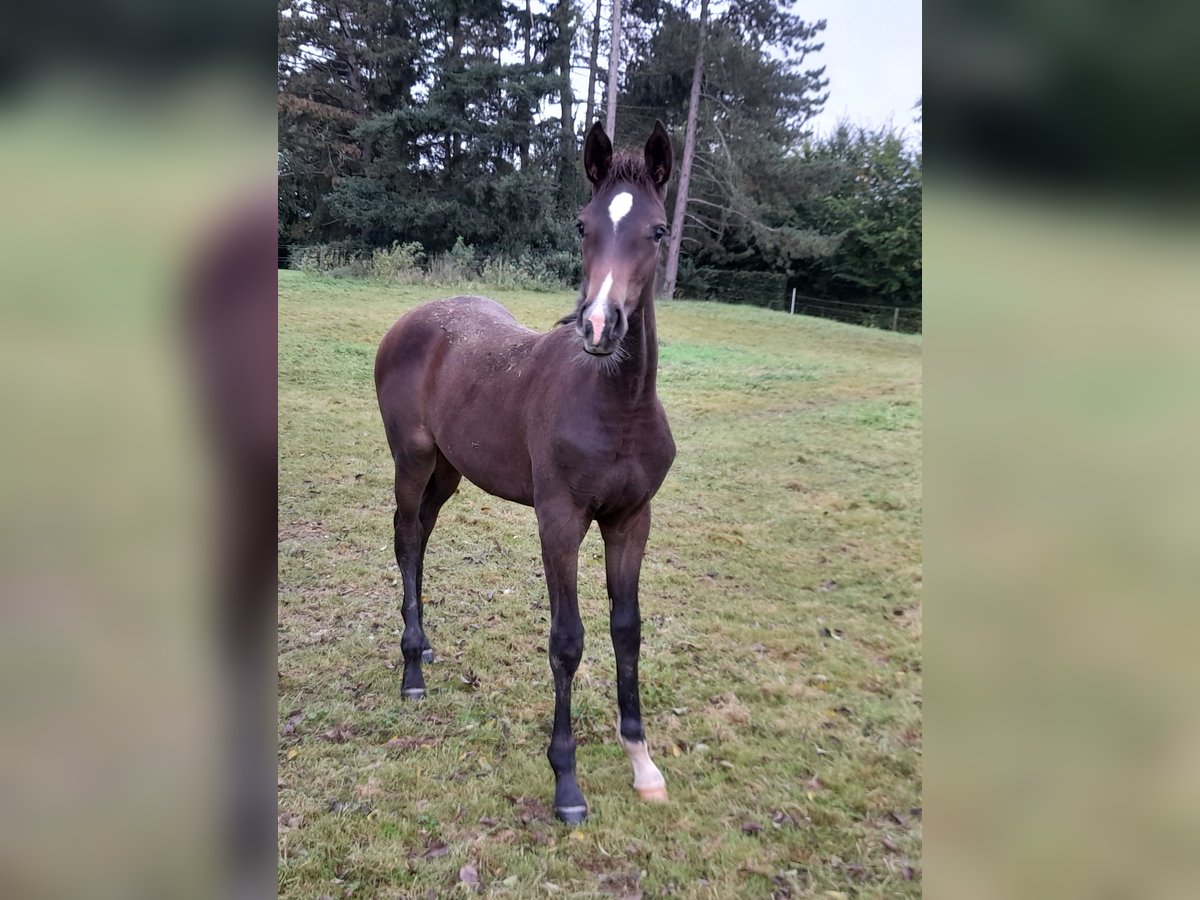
[608,191,633,232]
[586,271,613,345]
[618,718,668,801]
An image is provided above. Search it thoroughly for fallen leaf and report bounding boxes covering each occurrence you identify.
[321,723,353,743]
[671,744,681,757]
[505,795,550,824]
[286,748,298,760]
[458,863,480,889]
[282,708,304,736]
[423,841,449,859]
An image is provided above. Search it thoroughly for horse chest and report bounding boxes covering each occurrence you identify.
[555,405,674,509]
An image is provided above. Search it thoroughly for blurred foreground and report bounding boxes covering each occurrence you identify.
[926,3,1200,896]
[926,185,1200,896]
[0,58,275,900]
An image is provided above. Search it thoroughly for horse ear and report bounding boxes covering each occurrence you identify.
[583,122,613,186]
[644,120,673,192]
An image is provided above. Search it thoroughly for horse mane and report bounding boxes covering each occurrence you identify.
[555,152,655,327]
[597,151,656,194]
[556,285,589,327]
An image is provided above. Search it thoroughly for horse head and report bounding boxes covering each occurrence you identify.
[571,120,673,356]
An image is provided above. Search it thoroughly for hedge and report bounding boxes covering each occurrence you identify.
[674,268,789,310]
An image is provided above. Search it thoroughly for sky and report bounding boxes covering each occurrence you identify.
[567,0,922,146]
[796,0,923,144]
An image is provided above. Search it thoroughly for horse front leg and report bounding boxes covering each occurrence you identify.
[600,505,667,803]
[535,497,591,825]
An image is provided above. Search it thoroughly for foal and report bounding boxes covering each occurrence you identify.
[375,122,675,824]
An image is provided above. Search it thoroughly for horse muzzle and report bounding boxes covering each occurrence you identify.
[578,301,626,356]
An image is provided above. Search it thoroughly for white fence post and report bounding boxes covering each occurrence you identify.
[790,288,796,315]
[892,307,899,331]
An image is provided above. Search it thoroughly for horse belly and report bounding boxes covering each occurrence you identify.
[430,395,536,506]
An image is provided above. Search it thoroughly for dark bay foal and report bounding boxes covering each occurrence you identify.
[375,122,676,824]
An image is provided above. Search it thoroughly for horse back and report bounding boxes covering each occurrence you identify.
[375,296,544,502]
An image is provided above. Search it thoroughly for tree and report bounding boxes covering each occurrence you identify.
[279,0,577,254]
[604,0,622,136]
[791,124,923,311]
[619,0,831,276]
[584,0,603,126]
[662,0,708,300]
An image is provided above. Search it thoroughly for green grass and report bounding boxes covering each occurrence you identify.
[278,271,922,898]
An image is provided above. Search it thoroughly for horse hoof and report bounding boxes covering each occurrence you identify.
[636,784,669,803]
[554,804,589,825]
[401,687,427,701]
[421,648,435,664]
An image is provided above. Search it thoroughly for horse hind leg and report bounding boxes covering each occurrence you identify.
[414,451,461,665]
[392,444,437,700]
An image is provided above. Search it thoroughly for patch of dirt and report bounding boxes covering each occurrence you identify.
[709,692,751,725]
[279,520,330,542]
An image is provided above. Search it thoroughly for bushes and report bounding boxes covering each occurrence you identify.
[370,242,426,281]
[287,238,573,293]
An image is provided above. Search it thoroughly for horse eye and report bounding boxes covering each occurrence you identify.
[653,225,669,242]
[576,221,585,237]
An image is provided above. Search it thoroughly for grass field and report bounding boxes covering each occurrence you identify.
[278,270,922,898]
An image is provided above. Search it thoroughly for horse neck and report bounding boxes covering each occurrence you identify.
[613,283,659,402]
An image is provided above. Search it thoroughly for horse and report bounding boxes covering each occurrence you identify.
[374,121,676,825]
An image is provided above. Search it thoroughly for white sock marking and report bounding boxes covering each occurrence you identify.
[618,719,666,793]
[586,271,613,344]
[608,192,633,232]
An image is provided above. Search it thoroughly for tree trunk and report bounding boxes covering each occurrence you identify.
[557,0,577,211]
[332,2,371,165]
[605,0,622,138]
[520,0,532,169]
[584,0,603,126]
[663,0,709,300]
